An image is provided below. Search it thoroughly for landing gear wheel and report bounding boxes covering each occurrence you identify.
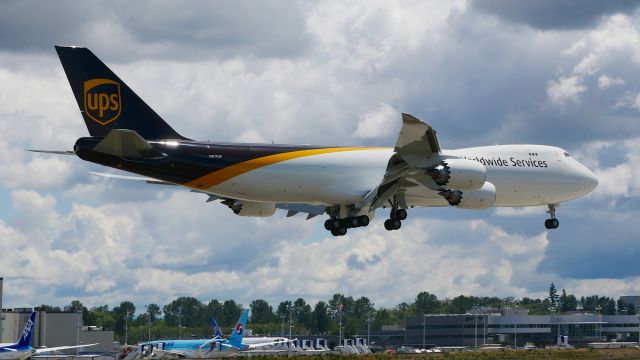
[395,209,407,220]
[349,217,360,228]
[338,227,348,236]
[392,219,402,230]
[331,228,340,236]
[384,219,394,231]
[358,215,370,227]
[545,204,560,230]
[324,219,332,230]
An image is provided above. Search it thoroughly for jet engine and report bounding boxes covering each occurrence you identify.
[226,200,276,217]
[425,158,487,190]
[438,181,496,209]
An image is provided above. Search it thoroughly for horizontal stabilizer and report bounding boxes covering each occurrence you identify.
[90,172,174,185]
[92,129,165,159]
[27,149,75,155]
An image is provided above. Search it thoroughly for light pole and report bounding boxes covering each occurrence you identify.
[367,311,373,347]
[474,314,478,349]
[338,305,343,347]
[76,309,82,355]
[280,315,285,337]
[145,305,152,342]
[288,307,293,340]
[422,315,426,349]
[124,310,130,346]
[636,314,640,344]
[177,305,183,339]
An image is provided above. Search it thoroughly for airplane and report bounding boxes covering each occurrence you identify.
[0,312,98,360]
[135,310,293,358]
[33,46,599,236]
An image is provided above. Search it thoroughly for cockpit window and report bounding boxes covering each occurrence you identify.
[564,152,571,157]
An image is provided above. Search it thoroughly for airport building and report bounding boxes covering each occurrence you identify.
[0,308,115,353]
[403,308,640,349]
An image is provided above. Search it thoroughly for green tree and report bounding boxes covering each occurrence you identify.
[617,299,636,315]
[220,300,242,327]
[250,299,276,324]
[559,289,577,312]
[414,292,439,314]
[39,304,61,312]
[312,301,330,334]
[163,297,206,327]
[113,301,136,340]
[206,300,224,323]
[548,283,558,311]
[373,308,391,329]
[276,300,292,323]
[293,298,313,330]
[146,303,161,322]
[91,306,115,330]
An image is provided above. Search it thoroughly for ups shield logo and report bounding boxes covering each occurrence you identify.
[84,79,121,125]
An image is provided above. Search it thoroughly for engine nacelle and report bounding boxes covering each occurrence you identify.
[425,158,487,190]
[227,200,276,217]
[438,181,496,209]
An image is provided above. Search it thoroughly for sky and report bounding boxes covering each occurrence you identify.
[1,0,640,314]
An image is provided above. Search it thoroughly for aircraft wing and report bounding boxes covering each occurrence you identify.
[245,339,296,350]
[360,113,442,212]
[152,348,190,358]
[393,113,441,165]
[276,203,325,219]
[34,343,99,354]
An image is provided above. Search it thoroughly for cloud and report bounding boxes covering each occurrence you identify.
[598,75,625,89]
[2,1,640,311]
[546,75,587,106]
[473,0,640,30]
[0,0,311,61]
[352,103,398,139]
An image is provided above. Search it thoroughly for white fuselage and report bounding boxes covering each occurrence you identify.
[205,144,598,208]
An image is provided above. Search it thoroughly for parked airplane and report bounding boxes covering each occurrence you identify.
[0,312,98,360]
[35,46,598,236]
[135,310,292,358]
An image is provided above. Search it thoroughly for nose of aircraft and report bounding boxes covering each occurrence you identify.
[578,164,598,194]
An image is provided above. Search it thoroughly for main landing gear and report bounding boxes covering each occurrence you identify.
[384,208,407,231]
[324,215,370,236]
[545,204,560,230]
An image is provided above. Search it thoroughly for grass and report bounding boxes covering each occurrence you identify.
[225,348,640,360]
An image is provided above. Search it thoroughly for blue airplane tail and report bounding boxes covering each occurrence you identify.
[16,312,36,349]
[210,318,222,338]
[228,309,249,347]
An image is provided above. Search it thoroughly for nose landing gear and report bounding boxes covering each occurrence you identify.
[545,204,560,229]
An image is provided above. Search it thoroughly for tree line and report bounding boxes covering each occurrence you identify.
[38,285,636,343]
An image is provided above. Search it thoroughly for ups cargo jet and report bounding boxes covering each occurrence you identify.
[33,46,598,236]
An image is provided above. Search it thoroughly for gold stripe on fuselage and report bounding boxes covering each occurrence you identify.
[184,147,375,189]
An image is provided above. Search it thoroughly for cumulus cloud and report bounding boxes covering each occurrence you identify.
[473,0,640,30]
[352,103,398,139]
[546,75,587,106]
[598,75,625,89]
[2,1,640,310]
